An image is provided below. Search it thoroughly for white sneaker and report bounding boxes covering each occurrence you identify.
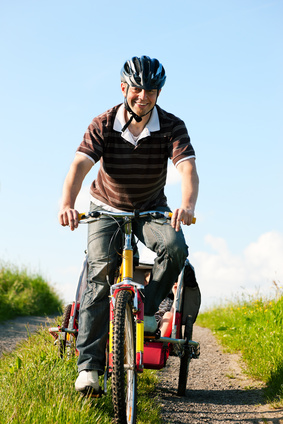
[75,370,100,393]
[144,315,158,333]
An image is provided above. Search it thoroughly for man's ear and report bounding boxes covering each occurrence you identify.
[157,89,162,98]
[121,82,127,98]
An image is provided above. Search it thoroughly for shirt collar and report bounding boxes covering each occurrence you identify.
[113,104,160,145]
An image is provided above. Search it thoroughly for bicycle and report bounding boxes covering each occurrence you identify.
[49,210,200,424]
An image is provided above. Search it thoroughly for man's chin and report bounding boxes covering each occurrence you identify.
[133,108,150,118]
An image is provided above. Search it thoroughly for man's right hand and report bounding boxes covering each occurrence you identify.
[58,208,79,231]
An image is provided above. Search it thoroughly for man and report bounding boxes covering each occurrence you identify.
[58,55,199,394]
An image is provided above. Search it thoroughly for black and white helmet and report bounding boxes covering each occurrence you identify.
[121,55,166,91]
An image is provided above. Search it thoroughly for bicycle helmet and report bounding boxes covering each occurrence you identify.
[120,55,166,90]
[120,56,166,131]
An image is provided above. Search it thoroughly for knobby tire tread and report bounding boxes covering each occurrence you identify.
[177,314,193,396]
[111,290,137,424]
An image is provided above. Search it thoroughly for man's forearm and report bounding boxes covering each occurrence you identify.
[60,170,83,210]
[181,167,199,212]
[60,154,93,209]
[179,159,199,212]
[171,158,199,230]
[58,154,93,230]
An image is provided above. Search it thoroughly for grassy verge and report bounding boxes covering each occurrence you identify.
[0,264,63,322]
[0,321,162,424]
[197,285,283,407]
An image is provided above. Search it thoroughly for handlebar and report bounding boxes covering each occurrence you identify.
[78,210,196,224]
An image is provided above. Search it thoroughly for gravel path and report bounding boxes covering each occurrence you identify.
[157,325,283,424]
[1,318,282,423]
[0,315,55,357]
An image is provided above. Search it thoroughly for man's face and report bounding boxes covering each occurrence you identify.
[121,83,160,117]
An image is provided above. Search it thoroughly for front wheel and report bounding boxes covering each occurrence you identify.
[111,290,137,424]
[177,314,193,396]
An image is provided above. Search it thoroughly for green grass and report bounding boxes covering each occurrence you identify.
[0,264,63,321]
[0,321,162,424]
[0,264,161,422]
[197,285,283,407]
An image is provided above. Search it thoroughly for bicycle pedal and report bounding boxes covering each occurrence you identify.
[80,386,103,398]
[144,328,161,339]
[192,345,200,359]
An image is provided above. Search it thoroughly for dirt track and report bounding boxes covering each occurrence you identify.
[1,317,282,423]
[157,325,283,424]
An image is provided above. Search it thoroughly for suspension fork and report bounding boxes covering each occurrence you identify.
[135,288,144,372]
[109,218,144,372]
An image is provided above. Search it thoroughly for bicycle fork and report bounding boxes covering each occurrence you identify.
[108,218,145,373]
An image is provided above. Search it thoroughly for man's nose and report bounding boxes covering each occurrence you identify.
[138,89,147,99]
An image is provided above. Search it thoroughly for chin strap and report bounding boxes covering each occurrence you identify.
[121,99,142,132]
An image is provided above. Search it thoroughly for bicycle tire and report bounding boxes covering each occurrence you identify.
[58,303,72,358]
[177,314,193,396]
[112,290,137,424]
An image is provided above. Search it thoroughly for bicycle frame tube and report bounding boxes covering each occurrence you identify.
[122,219,134,280]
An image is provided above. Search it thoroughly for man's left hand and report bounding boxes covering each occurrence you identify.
[171,208,195,232]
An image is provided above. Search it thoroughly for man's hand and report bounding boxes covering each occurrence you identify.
[58,208,79,231]
[171,208,195,232]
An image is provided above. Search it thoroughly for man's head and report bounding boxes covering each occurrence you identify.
[120,56,166,130]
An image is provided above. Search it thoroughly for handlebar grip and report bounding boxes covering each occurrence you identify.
[78,213,86,221]
[168,212,196,224]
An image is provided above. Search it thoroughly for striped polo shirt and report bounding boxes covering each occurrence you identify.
[77,104,195,212]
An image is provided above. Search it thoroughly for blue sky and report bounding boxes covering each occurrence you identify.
[1,0,282,309]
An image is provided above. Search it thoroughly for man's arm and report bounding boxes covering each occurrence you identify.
[58,154,94,231]
[171,158,199,232]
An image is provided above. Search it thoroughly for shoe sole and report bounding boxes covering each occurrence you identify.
[77,385,102,398]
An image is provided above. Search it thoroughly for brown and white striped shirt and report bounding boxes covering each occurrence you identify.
[77,104,195,212]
